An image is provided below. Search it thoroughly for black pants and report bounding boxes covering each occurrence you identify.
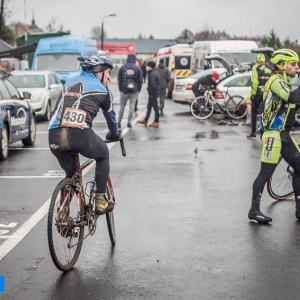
[251,94,263,135]
[145,95,159,122]
[252,131,300,202]
[49,127,109,193]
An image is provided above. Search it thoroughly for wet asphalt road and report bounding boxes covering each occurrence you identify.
[1,81,300,300]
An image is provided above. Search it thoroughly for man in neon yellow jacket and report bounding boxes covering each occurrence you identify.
[248,49,300,224]
[245,53,271,138]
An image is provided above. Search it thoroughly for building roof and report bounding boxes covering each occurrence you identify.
[99,38,177,54]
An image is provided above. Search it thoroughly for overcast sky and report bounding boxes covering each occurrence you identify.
[7,0,300,43]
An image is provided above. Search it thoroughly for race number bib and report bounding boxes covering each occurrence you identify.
[61,108,86,129]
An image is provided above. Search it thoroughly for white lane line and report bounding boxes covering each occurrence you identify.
[0,236,9,239]
[0,109,147,261]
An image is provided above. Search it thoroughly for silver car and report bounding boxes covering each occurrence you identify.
[10,70,63,121]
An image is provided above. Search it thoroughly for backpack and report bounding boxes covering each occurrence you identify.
[124,67,137,92]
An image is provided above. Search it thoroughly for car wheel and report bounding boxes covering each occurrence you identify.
[43,102,51,121]
[0,124,9,160]
[22,116,36,146]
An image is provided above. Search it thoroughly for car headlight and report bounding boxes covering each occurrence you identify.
[30,94,43,103]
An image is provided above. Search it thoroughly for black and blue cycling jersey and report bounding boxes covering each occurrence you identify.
[49,72,118,138]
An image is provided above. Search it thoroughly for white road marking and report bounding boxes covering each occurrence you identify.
[0,109,147,261]
[0,223,17,228]
[0,236,9,239]
[0,230,10,235]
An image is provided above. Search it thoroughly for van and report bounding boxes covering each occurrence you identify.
[156,44,193,98]
[191,40,258,73]
[31,36,98,83]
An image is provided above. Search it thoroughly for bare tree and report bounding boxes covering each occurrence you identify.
[91,26,106,39]
[45,16,57,32]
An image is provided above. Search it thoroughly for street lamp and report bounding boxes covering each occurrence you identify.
[101,13,117,50]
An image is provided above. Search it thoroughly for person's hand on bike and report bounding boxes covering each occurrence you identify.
[106,130,122,142]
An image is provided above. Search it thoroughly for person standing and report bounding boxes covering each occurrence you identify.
[118,54,143,128]
[247,49,300,224]
[245,53,271,139]
[137,61,160,127]
[156,58,170,114]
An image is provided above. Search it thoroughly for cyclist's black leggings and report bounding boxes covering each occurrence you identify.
[49,127,109,193]
[251,94,263,135]
[252,131,300,202]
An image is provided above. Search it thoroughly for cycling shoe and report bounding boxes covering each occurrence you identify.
[248,210,272,224]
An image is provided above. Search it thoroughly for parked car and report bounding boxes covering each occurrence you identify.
[0,71,36,160]
[172,68,228,105]
[172,54,235,105]
[9,70,63,121]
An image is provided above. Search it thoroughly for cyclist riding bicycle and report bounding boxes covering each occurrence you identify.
[48,53,121,216]
[248,49,300,224]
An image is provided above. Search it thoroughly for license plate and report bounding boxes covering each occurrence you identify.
[175,85,183,89]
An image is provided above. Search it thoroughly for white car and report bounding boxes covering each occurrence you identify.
[172,54,236,105]
[172,68,228,105]
[10,70,63,121]
[215,72,252,105]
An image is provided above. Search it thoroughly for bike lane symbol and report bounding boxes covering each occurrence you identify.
[0,223,18,239]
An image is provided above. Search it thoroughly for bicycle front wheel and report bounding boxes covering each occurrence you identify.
[106,182,116,245]
[47,178,84,271]
[190,96,214,120]
[225,96,247,119]
[267,156,294,200]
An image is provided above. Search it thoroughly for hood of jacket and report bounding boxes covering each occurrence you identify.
[158,63,165,68]
[126,54,136,63]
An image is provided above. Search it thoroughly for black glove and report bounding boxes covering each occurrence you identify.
[106,130,122,141]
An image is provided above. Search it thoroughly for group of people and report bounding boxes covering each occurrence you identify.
[47,47,300,226]
[117,54,170,128]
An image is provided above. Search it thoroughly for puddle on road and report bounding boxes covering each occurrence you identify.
[194,129,238,140]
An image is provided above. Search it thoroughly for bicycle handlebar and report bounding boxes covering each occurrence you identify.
[104,137,126,157]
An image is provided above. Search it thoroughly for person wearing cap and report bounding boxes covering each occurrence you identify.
[248,49,300,224]
[191,71,220,99]
[156,58,170,114]
[137,60,160,127]
[245,53,271,139]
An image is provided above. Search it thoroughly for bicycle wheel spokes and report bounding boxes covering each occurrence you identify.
[190,96,214,120]
[48,179,84,271]
[267,157,294,200]
[225,97,246,119]
[106,183,116,245]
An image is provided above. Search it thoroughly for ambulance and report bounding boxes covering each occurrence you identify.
[156,44,193,98]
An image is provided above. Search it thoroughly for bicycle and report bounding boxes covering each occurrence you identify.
[47,138,126,272]
[190,87,246,120]
[267,154,295,201]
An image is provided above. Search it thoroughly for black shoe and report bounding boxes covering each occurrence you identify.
[118,122,121,129]
[134,107,138,112]
[248,210,272,224]
[246,133,256,139]
[127,123,132,128]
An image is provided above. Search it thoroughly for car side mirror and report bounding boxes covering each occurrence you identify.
[49,83,59,89]
[22,91,31,99]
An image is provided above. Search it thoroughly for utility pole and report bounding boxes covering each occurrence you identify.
[0,0,5,36]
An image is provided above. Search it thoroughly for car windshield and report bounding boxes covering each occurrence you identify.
[34,54,80,72]
[214,52,257,67]
[9,74,46,88]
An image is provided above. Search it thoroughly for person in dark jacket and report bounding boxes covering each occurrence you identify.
[192,72,220,98]
[156,58,170,114]
[138,60,160,127]
[117,54,143,128]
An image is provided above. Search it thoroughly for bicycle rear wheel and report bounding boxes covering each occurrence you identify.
[106,183,116,245]
[47,178,84,271]
[190,96,214,120]
[225,96,247,119]
[267,156,294,200]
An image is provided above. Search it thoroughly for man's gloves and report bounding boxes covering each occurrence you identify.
[106,130,122,141]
